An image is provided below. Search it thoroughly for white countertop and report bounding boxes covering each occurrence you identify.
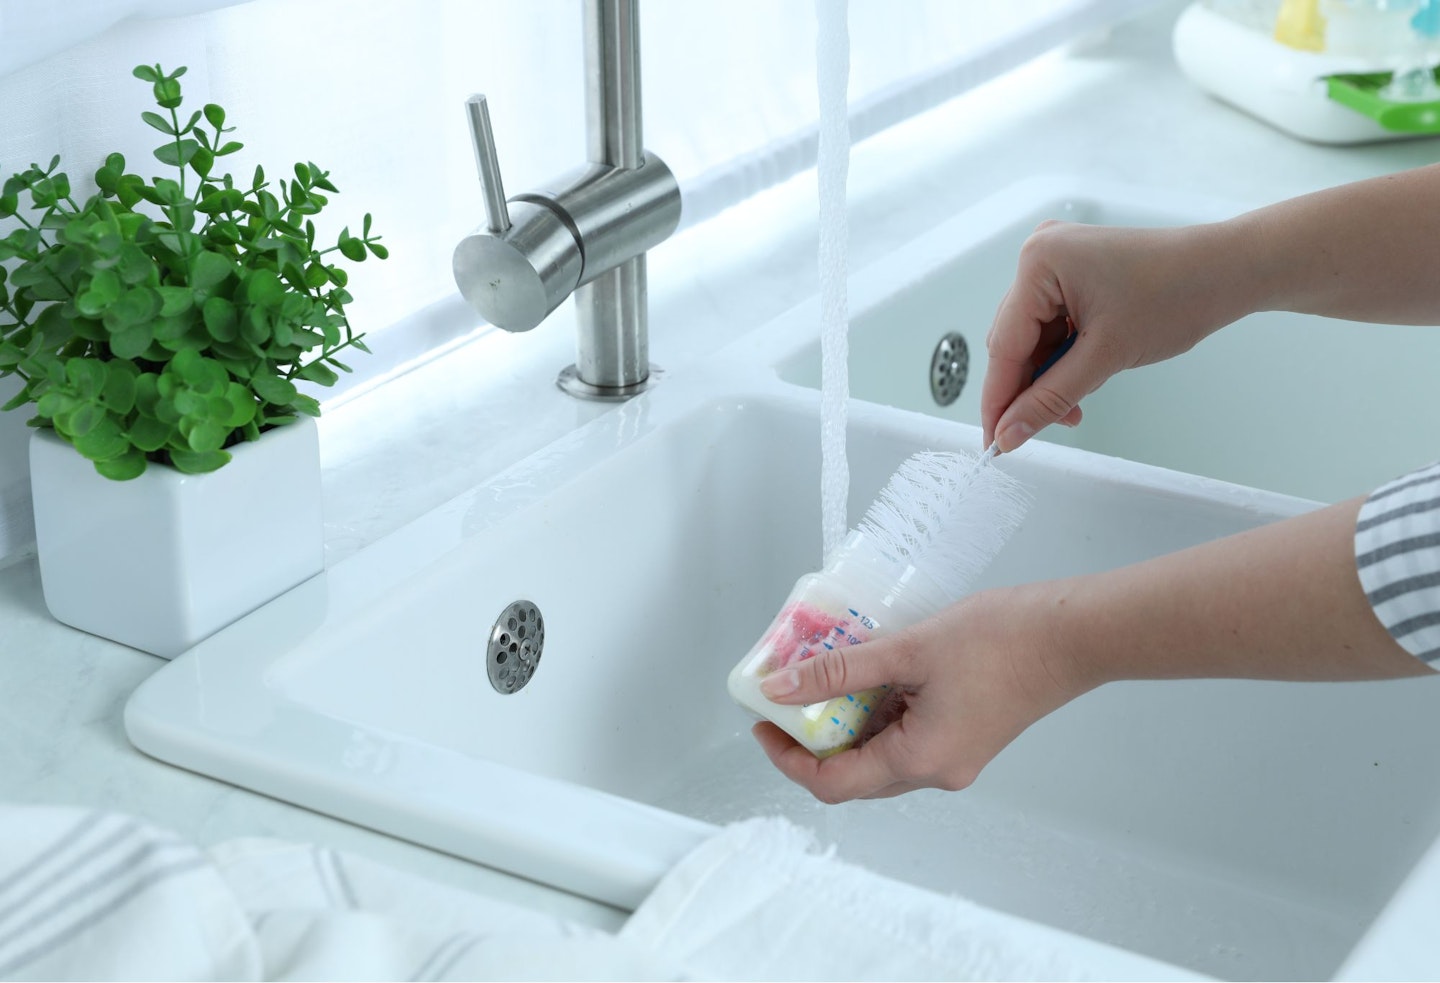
[3,0,1437,958]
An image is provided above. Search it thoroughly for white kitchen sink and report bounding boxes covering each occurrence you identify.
[770,176,1440,504]
[126,177,1440,981]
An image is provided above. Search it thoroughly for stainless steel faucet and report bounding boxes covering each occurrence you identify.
[453,0,681,401]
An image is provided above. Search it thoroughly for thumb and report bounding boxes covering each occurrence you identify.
[760,635,918,706]
[992,337,1099,453]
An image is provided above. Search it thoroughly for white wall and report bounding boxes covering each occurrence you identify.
[0,0,1149,562]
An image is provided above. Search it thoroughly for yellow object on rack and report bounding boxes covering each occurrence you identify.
[1274,0,1327,51]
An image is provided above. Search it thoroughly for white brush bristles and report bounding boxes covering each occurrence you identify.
[856,450,1032,601]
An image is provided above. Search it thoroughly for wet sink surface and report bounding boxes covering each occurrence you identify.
[127,177,1440,981]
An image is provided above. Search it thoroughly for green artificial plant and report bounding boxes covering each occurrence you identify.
[0,63,386,479]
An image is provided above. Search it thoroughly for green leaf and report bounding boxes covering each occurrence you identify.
[152,178,183,206]
[366,241,389,260]
[303,263,329,289]
[337,231,365,262]
[297,360,338,387]
[0,341,23,371]
[223,382,256,428]
[291,393,321,418]
[109,319,154,360]
[71,418,128,461]
[202,295,238,342]
[65,401,105,437]
[133,373,160,415]
[179,417,228,454]
[102,361,138,414]
[127,414,173,453]
[245,268,283,306]
[141,110,175,135]
[34,391,77,420]
[105,286,160,329]
[151,314,197,348]
[132,65,160,83]
[2,387,31,412]
[76,268,121,316]
[153,394,181,425]
[190,146,214,179]
[65,359,107,399]
[116,244,153,285]
[216,140,244,156]
[168,446,230,474]
[203,103,226,129]
[153,78,183,110]
[154,139,200,169]
[35,305,75,349]
[95,450,146,481]
[156,285,194,316]
[168,347,204,384]
[189,251,232,291]
[241,307,271,345]
[251,374,297,406]
[174,389,206,417]
[116,174,145,209]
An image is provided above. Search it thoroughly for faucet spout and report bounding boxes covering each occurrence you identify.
[452,0,681,401]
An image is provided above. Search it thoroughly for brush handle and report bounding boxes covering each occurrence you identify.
[1031,327,1076,380]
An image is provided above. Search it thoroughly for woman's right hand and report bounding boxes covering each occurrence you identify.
[982,220,1245,453]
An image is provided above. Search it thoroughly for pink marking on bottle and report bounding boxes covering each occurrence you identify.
[759,601,872,673]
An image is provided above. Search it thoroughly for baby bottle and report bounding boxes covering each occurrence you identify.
[727,529,952,758]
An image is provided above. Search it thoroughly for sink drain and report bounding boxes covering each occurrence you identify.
[930,332,969,407]
[487,600,544,694]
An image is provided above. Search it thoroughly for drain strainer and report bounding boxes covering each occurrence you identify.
[930,332,969,407]
[487,599,545,694]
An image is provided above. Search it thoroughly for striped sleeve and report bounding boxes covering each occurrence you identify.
[1355,461,1440,664]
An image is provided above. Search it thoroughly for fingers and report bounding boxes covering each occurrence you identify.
[982,280,1075,451]
[989,337,1100,452]
[759,633,922,706]
[752,721,926,803]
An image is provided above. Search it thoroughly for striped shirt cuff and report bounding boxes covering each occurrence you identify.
[1355,461,1440,664]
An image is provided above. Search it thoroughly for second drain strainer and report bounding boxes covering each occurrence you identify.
[487,599,545,694]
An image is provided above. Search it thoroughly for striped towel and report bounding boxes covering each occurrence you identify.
[0,805,676,981]
[3,807,1197,980]
[1356,461,1440,664]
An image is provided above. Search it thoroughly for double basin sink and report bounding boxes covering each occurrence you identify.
[125,176,1440,980]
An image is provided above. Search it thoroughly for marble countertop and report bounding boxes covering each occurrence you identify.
[3,0,1436,944]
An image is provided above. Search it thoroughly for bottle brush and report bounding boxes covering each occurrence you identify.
[727,447,1032,757]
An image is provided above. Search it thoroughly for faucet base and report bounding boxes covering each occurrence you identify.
[556,363,664,402]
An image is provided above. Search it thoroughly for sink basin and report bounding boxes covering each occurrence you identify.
[128,370,1440,980]
[771,176,1440,504]
[126,177,1440,980]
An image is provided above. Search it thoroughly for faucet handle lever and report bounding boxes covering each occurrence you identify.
[465,94,511,235]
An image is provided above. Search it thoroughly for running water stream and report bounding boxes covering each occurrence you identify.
[815,0,851,563]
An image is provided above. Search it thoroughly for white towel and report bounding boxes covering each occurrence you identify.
[0,804,1200,981]
[0,804,677,981]
[622,816,1203,982]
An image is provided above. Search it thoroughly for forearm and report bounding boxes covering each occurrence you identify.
[1221,164,1440,325]
[1047,498,1433,689]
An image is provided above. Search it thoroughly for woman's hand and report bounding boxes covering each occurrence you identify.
[752,585,1092,802]
[752,499,1431,804]
[982,221,1245,453]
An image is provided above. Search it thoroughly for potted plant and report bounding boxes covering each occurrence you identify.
[0,64,386,658]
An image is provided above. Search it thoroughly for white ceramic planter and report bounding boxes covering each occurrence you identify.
[29,416,324,659]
